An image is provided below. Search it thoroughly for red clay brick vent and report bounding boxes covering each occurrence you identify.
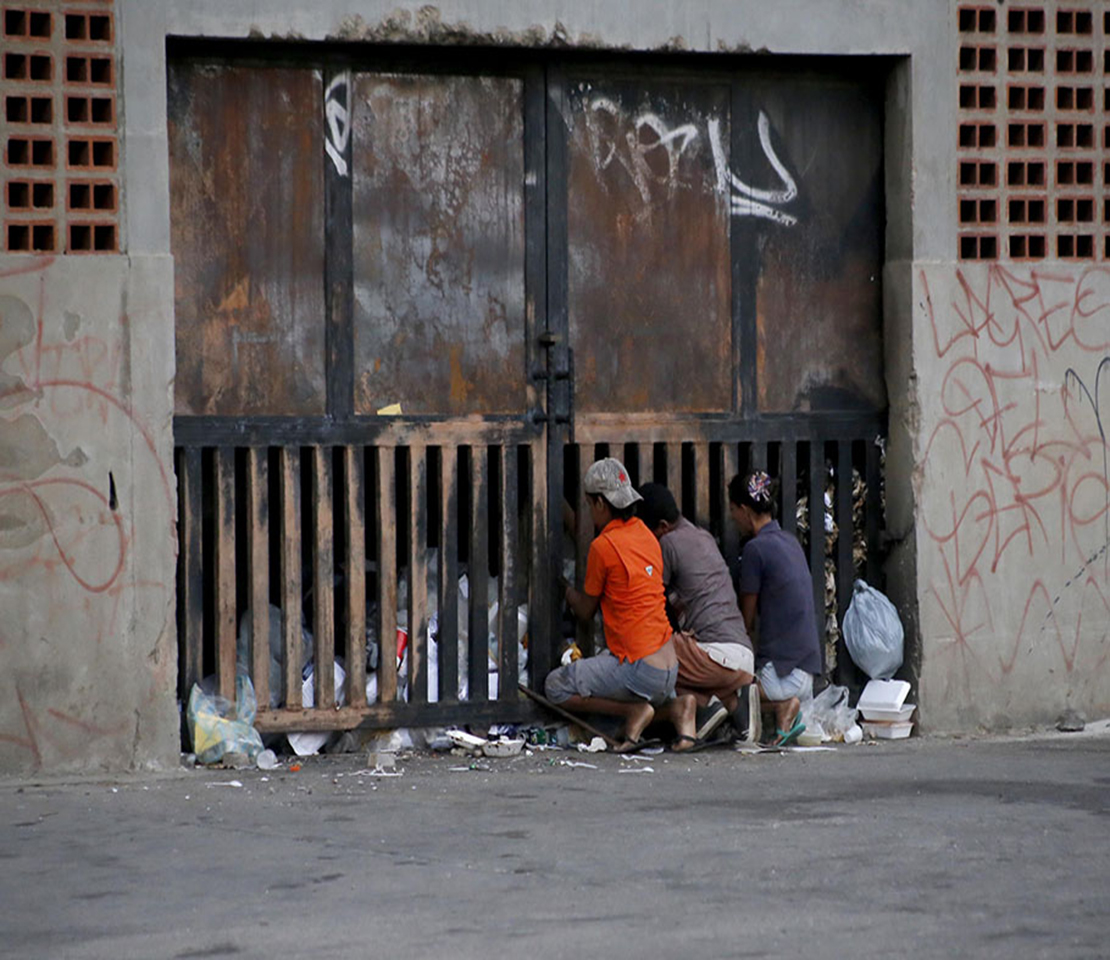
[2,1,119,253]
[957,3,1108,260]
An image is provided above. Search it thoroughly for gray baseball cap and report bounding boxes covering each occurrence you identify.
[583,458,643,510]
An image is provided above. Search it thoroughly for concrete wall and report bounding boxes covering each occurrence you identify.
[11,0,1104,773]
[0,254,178,773]
[913,263,1110,730]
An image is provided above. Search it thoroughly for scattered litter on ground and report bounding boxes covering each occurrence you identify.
[618,766,654,774]
[256,749,279,771]
[576,737,607,753]
[207,780,243,788]
[558,760,597,769]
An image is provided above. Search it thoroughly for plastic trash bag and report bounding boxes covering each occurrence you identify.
[288,661,347,757]
[186,675,264,764]
[800,684,859,743]
[842,579,904,680]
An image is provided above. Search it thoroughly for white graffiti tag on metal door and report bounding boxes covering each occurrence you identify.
[585,97,700,204]
[324,72,351,177]
[708,113,798,227]
[583,96,799,226]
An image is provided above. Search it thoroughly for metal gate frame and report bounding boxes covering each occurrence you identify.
[171,41,888,735]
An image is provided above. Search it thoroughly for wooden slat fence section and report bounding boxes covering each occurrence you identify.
[279,447,302,708]
[780,441,798,537]
[498,445,520,702]
[344,446,367,709]
[836,441,859,687]
[468,446,490,702]
[574,446,594,656]
[438,447,460,702]
[375,446,398,704]
[719,442,740,569]
[214,448,236,703]
[177,448,204,697]
[407,444,429,705]
[694,443,710,530]
[807,441,826,674]
[247,448,270,711]
[174,426,882,734]
[665,442,681,510]
[311,447,336,710]
[865,438,882,587]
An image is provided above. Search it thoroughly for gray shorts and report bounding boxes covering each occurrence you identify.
[545,650,677,706]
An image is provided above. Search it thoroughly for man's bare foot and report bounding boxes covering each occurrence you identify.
[660,694,697,751]
[621,700,655,745]
[774,697,801,734]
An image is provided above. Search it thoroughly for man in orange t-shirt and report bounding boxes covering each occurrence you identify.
[545,458,696,752]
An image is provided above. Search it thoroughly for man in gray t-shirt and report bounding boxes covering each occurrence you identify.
[639,484,758,741]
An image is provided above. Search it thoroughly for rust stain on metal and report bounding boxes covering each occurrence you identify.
[168,63,327,416]
[566,79,732,415]
[352,72,526,416]
[751,79,885,413]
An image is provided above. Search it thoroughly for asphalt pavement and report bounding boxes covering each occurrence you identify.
[2,727,1108,960]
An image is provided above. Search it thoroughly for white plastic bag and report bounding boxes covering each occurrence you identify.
[800,684,858,742]
[842,579,904,680]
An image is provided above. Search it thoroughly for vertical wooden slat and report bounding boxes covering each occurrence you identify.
[750,441,767,473]
[213,448,237,703]
[525,442,548,689]
[407,444,429,705]
[781,441,798,537]
[808,441,827,676]
[836,440,859,688]
[344,446,367,708]
[499,445,520,701]
[666,442,682,512]
[438,447,460,701]
[247,448,270,711]
[721,442,741,578]
[312,447,335,709]
[694,442,711,530]
[865,438,882,587]
[375,446,398,703]
[178,448,204,697]
[638,442,655,486]
[468,446,490,701]
[279,447,302,708]
[574,446,594,656]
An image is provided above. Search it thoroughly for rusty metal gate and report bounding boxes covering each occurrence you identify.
[168,43,888,736]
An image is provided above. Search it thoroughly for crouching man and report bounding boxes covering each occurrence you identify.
[637,482,760,743]
[544,458,697,752]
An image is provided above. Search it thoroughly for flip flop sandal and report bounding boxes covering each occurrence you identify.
[774,717,806,747]
[670,733,709,753]
[613,737,663,754]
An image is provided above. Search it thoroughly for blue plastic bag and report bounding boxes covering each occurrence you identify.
[842,580,903,680]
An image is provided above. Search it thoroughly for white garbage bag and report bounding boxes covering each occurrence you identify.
[842,580,904,680]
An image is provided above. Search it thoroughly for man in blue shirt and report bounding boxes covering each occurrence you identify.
[729,471,822,745]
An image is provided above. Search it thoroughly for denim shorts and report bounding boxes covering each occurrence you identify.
[758,663,814,702]
[545,650,678,706]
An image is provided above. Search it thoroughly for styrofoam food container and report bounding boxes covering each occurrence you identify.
[482,738,525,758]
[860,703,916,723]
[862,720,913,739]
[857,679,910,713]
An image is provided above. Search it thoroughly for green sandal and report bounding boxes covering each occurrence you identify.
[774,716,806,747]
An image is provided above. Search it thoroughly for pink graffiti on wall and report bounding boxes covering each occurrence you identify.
[920,265,1110,689]
[0,259,175,769]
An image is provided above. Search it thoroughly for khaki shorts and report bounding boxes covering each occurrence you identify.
[673,632,755,707]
